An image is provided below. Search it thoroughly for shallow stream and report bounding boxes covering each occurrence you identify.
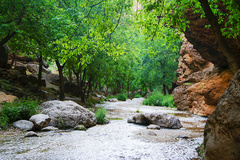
[0,98,207,160]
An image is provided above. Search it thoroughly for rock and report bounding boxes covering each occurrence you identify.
[41,126,59,132]
[173,37,233,116]
[29,114,51,130]
[25,131,39,137]
[13,120,34,131]
[43,73,68,86]
[27,63,51,75]
[97,94,106,99]
[0,92,17,103]
[40,100,97,129]
[204,69,240,160]
[108,98,118,102]
[127,118,135,123]
[147,124,161,130]
[73,125,86,131]
[184,8,240,67]
[128,113,182,129]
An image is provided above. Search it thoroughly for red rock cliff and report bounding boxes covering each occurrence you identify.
[172,37,233,116]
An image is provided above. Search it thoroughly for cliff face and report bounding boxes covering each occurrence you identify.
[184,8,240,67]
[172,38,233,116]
[173,4,240,159]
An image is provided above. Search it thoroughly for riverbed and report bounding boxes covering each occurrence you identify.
[0,98,207,160]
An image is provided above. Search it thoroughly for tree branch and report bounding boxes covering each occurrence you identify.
[109,3,124,42]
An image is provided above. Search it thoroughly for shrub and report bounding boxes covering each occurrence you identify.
[0,113,9,130]
[116,93,127,101]
[143,91,176,108]
[95,107,107,124]
[0,98,40,125]
[134,94,142,98]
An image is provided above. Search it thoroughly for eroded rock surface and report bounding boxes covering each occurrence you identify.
[204,69,240,160]
[173,37,233,116]
[41,100,97,129]
[127,113,182,129]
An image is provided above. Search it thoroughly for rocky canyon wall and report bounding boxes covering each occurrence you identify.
[173,4,240,160]
[172,38,233,116]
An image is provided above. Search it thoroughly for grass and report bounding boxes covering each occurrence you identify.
[0,97,40,129]
[143,91,176,108]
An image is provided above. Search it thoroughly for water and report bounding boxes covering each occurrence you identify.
[0,98,207,160]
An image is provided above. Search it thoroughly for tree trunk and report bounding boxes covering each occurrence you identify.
[68,68,72,84]
[162,84,167,95]
[56,60,66,100]
[38,53,43,87]
[198,0,240,74]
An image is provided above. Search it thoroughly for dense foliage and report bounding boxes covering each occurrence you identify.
[1,0,238,106]
[0,98,39,129]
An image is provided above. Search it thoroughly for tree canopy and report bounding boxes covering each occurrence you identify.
[1,0,239,101]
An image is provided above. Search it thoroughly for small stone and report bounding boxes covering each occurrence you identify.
[73,125,86,131]
[41,126,59,131]
[13,120,34,131]
[147,124,161,130]
[25,131,39,137]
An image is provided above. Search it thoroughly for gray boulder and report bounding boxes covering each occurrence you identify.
[204,69,240,160]
[29,114,51,130]
[41,100,97,129]
[13,120,34,131]
[127,113,182,129]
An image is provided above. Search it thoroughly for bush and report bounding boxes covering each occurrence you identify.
[0,98,40,126]
[134,94,142,98]
[143,91,176,108]
[0,114,9,130]
[116,93,127,101]
[95,107,107,124]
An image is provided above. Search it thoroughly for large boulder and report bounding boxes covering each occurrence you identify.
[127,113,182,129]
[13,120,34,131]
[204,69,240,160]
[40,100,97,129]
[29,114,51,130]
